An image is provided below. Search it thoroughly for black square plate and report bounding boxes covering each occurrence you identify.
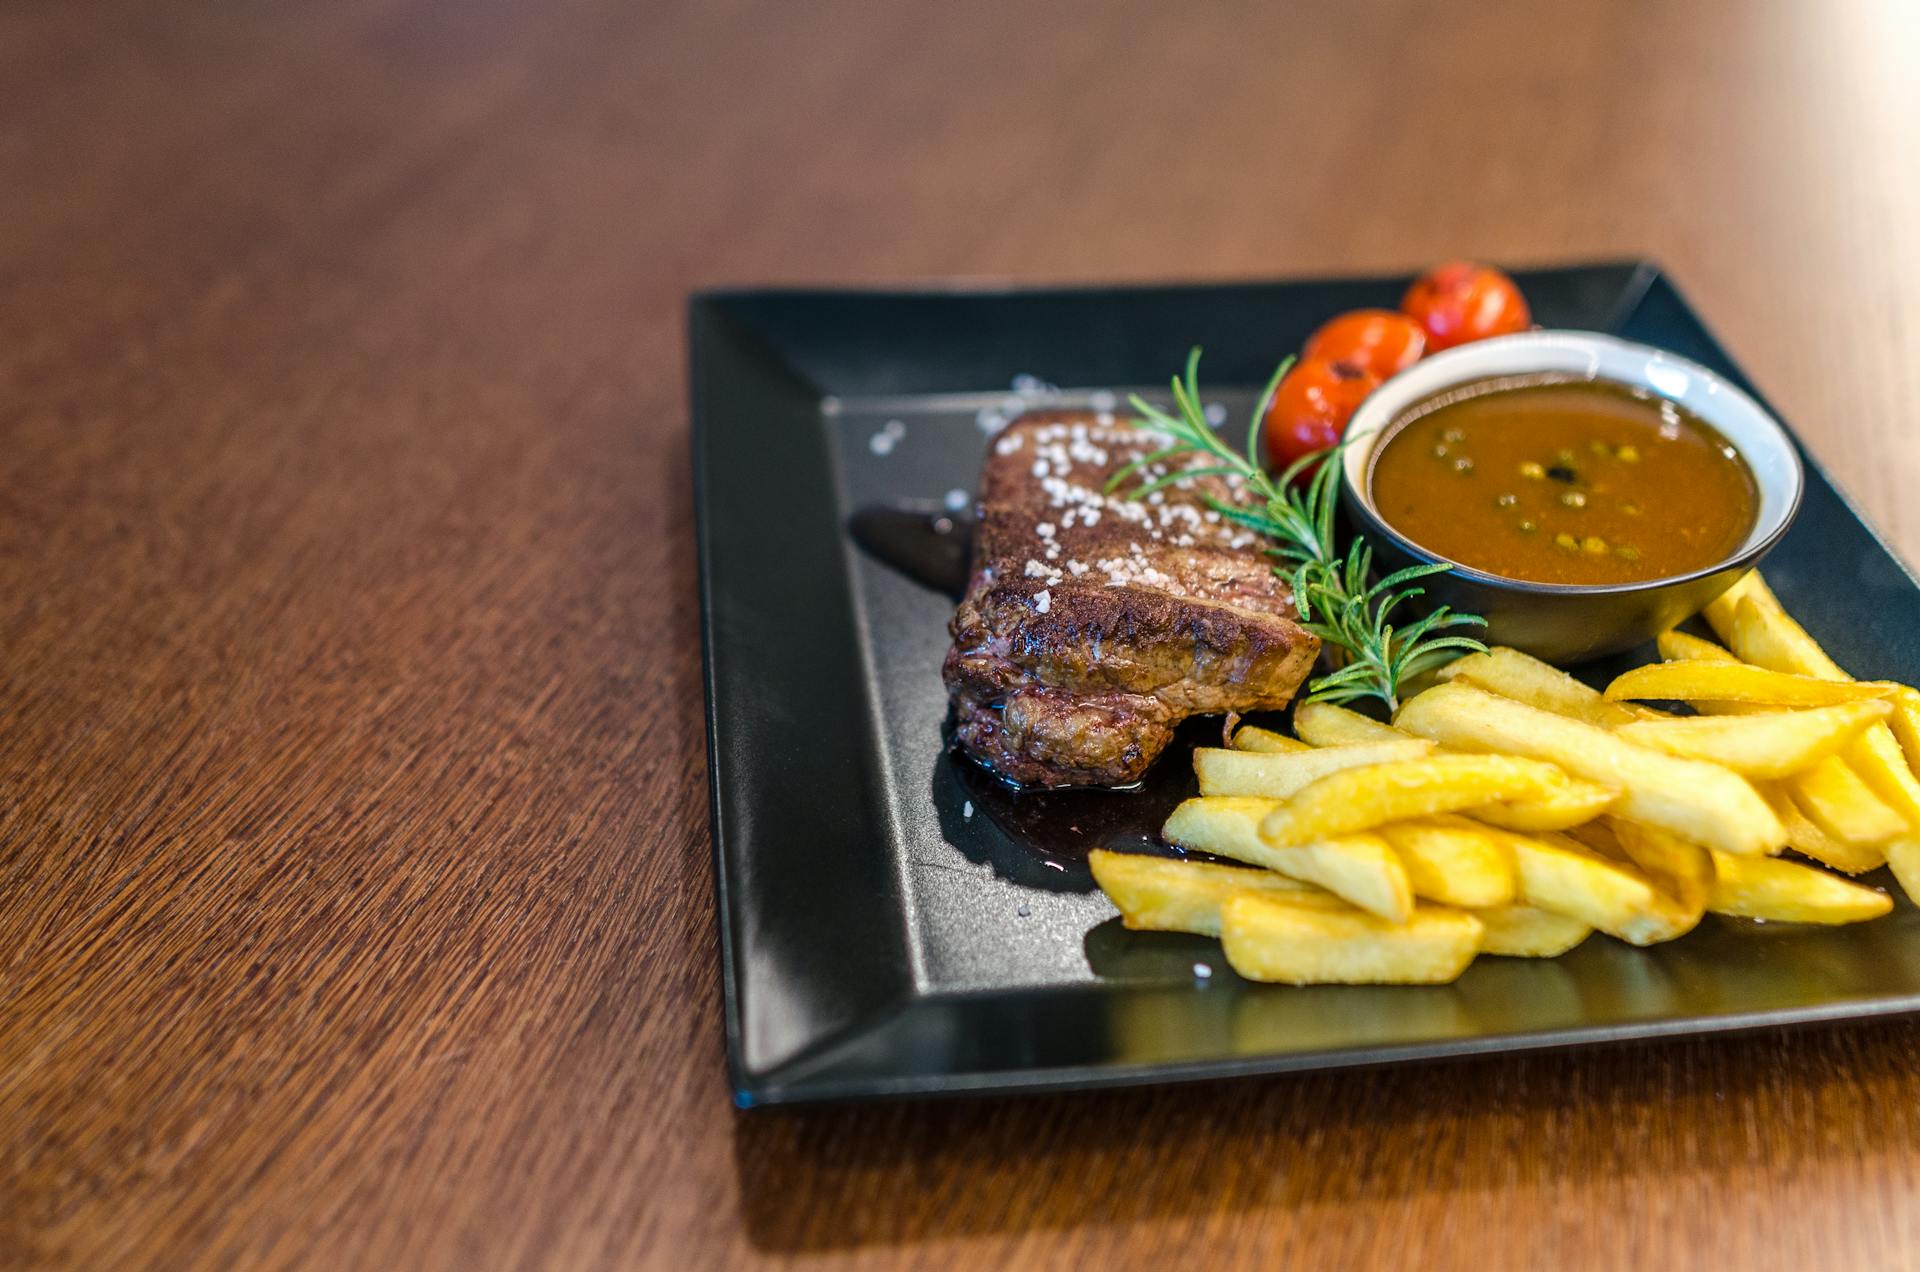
[691,262,1920,1107]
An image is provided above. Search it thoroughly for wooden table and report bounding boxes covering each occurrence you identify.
[7,1,1920,1267]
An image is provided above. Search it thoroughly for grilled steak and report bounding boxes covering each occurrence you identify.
[943,410,1320,787]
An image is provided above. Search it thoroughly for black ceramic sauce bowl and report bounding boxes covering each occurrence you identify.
[1340,331,1805,665]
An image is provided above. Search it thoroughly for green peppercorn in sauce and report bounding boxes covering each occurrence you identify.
[1366,376,1759,585]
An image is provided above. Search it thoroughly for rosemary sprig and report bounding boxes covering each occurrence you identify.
[1106,347,1487,712]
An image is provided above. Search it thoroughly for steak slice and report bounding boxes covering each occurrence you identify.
[943,409,1320,787]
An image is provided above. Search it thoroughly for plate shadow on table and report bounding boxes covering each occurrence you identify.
[728,1014,1920,1255]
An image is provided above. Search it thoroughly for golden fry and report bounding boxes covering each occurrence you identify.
[1507,829,1700,946]
[1395,682,1781,857]
[1655,630,1772,717]
[1707,851,1893,924]
[1162,795,1280,862]
[1714,586,1920,828]
[1613,701,1889,779]
[1255,753,1613,846]
[1879,684,1920,777]
[1231,724,1311,754]
[1220,894,1482,985]
[1194,740,1434,799]
[1716,587,1845,679]
[1603,661,1892,708]
[1439,647,1640,729]
[1843,726,1920,827]
[1757,782,1885,874]
[1788,756,1906,850]
[1291,700,1409,748]
[1700,572,1811,658]
[1464,783,1621,832]
[1161,798,1413,921]
[1376,816,1518,908]
[1606,817,1714,910]
[1088,849,1324,936]
[1471,904,1594,958]
[1885,836,1920,908]
[1656,629,1738,664]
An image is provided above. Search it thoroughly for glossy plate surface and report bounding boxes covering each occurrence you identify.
[690,263,1920,1106]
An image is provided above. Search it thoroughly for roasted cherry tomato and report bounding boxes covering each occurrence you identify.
[1263,356,1380,472]
[1400,262,1532,351]
[1302,309,1426,379]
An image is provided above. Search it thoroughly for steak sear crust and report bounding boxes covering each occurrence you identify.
[944,410,1320,787]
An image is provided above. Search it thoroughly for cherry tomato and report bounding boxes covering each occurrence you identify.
[1302,309,1426,379]
[1400,262,1532,351]
[1263,356,1380,472]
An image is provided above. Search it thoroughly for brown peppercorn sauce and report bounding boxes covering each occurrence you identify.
[1366,375,1758,585]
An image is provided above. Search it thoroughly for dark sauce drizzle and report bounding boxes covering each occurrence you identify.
[949,716,1240,871]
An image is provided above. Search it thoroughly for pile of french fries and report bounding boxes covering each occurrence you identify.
[1092,571,1920,985]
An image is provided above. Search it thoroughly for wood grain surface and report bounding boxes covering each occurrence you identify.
[5,0,1920,1267]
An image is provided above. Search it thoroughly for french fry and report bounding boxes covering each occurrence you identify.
[1088,849,1325,936]
[1699,570,1769,640]
[1507,829,1700,946]
[1219,894,1482,985]
[1603,662,1893,708]
[1662,619,1895,850]
[1376,816,1517,908]
[1719,595,1920,830]
[1613,701,1890,778]
[1713,584,1844,678]
[1657,629,1738,664]
[1161,798,1414,921]
[1788,756,1906,849]
[1194,740,1434,799]
[1258,836,1413,923]
[1471,904,1594,957]
[1658,622,1866,853]
[1706,851,1894,924]
[1291,700,1409,748]
[1878,684,1920,776]
[1757,783,1885,874]
[1465,782,1621,833]
[1849,726,1920,827]
[1606,817,1714,910]
[1655,629,1772,716]
[1231,724,1311,754]
[1161,795,1279,863]
[1255,753,1614,846]
[1395,682,1781,857]
[1439,647,1641,729]
[1885,837,1920,909]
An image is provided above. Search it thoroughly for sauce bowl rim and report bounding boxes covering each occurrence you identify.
[1338,330,1805,596]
